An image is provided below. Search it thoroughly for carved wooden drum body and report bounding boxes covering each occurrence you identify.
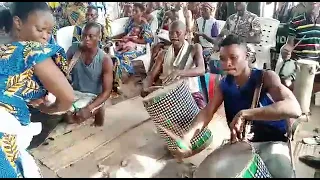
[195,142,272,178]
[142,80,212,154]
[293,59,319,114]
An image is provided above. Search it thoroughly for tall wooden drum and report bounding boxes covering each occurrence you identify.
[294,59,319,114]
[142,80,212,157]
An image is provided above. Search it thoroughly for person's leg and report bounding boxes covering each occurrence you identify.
[252,141,294,178]
[93,99,111,126]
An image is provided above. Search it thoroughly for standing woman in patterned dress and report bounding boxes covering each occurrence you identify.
[0,2,74,178]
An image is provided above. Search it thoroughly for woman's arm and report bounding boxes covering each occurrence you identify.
[34,59,74,114]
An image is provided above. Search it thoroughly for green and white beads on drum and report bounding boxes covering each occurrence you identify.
[143,81,213,153]
[237,154,272,178]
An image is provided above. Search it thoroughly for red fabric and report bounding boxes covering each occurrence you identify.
[208,74,216,100]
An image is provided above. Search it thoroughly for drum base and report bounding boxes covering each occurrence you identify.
[169,134,213,159]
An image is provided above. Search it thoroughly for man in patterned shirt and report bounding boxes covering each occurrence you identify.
[280,2,320,88]
[280,2,320,168]
[217,2,261,44]
[213,2,261,68]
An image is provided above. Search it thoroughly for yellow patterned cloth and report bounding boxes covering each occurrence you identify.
[65,3,87,26]
[0,41,68,177]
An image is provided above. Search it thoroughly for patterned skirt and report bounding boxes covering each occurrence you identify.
[113,49,145,87]
[0,133,24,178]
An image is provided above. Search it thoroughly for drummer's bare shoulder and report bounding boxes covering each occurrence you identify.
[191,43,203,55]
[191,43,205,64]
[263,70,300,105]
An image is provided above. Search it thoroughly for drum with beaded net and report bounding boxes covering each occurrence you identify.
[142,80,213,156]
[195,141,272,178]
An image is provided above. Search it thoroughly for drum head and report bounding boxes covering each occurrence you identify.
[195,141,253,178]
[143,80,184,101]
[297,59,319,66]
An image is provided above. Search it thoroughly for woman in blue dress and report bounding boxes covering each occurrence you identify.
[112,3,154,95]
[0,2,74,178]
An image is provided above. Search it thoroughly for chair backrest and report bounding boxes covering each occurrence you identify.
[216,20,226,34]
[110,17,130,37]
[56,26,75,52]
[257,17,280,47]
[150,10,159,34]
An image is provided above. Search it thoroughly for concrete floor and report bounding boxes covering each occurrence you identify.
[30,77,319,178]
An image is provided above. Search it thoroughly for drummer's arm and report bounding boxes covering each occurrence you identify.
[240,70,302,121]
[178,44,205,77]
[86,54,113,112]
[144,50,165,87]
[185,84,224,138]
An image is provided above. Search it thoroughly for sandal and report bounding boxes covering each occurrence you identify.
[299,155,320,169]
[302,136,320,145]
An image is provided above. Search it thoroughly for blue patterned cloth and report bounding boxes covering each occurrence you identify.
[113,18,154,87]
[0,41,68,177]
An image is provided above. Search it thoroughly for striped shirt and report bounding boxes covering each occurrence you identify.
[288,13,320,61]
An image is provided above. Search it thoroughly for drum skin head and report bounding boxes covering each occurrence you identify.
[143,80,183,100]
[195,141,253,178]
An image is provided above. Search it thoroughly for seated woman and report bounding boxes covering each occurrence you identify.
[0,2,74,178]
[112,3,153,94]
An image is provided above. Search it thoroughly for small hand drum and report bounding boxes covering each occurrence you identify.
[195,141,272,178]
[143,80,213,156]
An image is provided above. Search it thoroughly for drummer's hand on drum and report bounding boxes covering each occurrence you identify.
[229,111,246,143]
[163,70,181,85]
[280,44,294,60]
[171,138,193,162]
[74,107,92,123]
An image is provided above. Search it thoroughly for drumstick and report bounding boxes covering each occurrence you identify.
[293,35,306,49]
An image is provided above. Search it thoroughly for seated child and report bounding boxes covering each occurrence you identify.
[115,26,141,53]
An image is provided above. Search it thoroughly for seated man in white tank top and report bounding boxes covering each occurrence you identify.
[142,20,206,109]
[65,22,114,126]
[194,2,221,73]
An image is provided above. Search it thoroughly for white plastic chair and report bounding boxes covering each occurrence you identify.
[150,10,160,34]
[109,17,152,73]
[251,17,280,69]
[56,26,75,52]
[216,20,226,34]
[110,17,129,37]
